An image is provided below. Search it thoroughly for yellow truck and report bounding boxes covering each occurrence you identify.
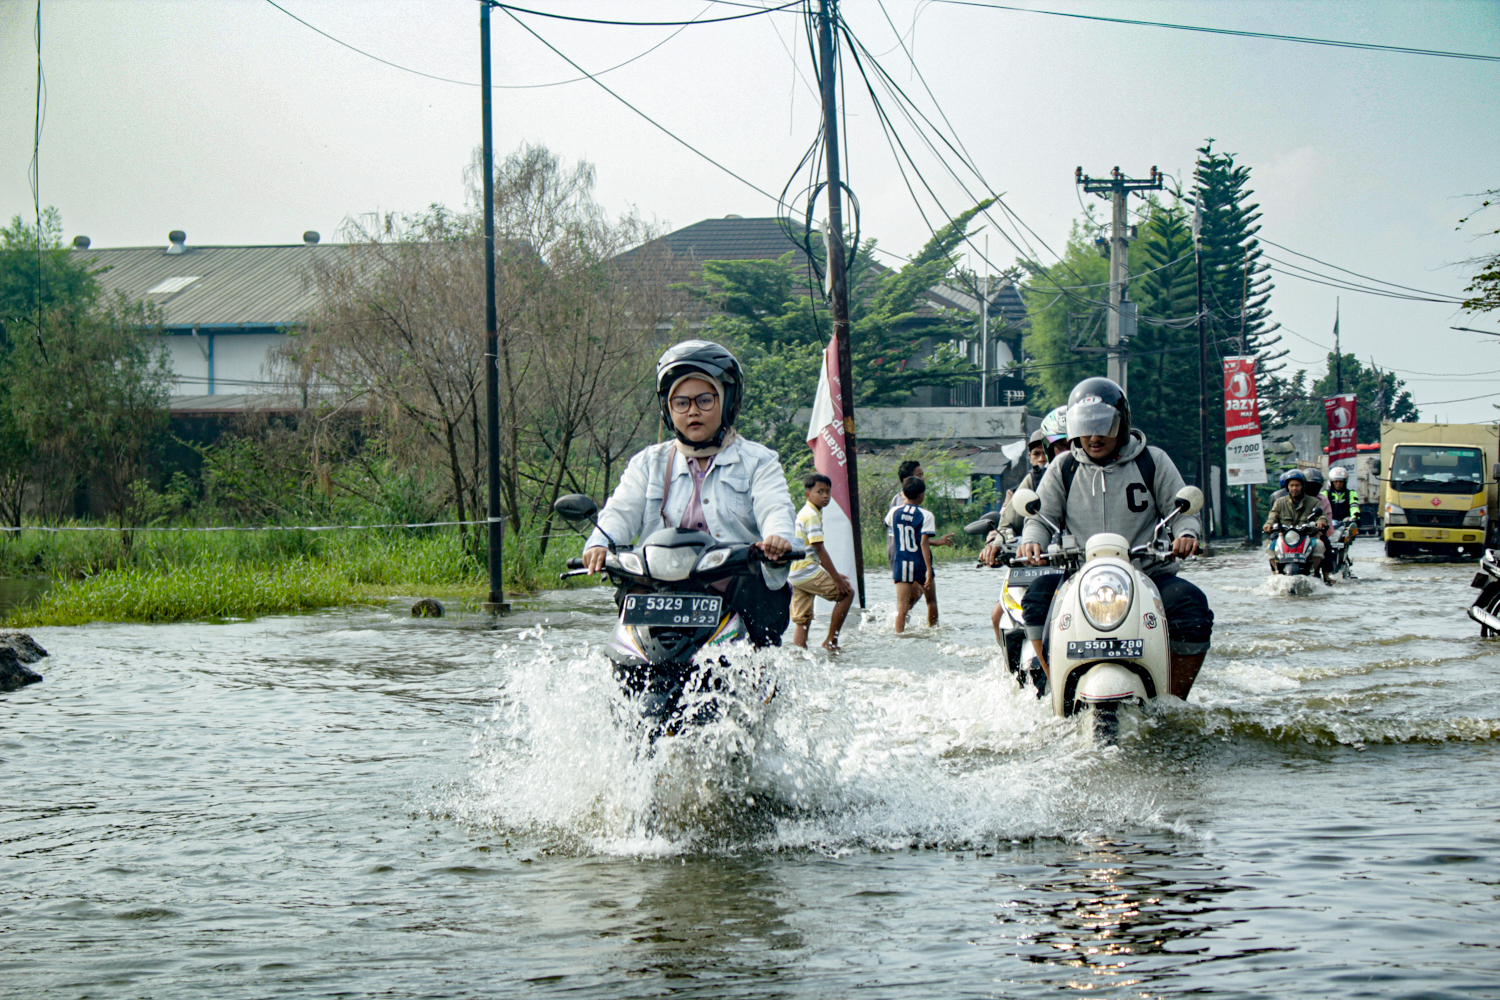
[1380,422,1500,559]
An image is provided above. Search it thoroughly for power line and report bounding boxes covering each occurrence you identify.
[500,7,779,202]
[1264,260,1464,303]
[264,0,713,89]
[487,1,801,27]
[1259,237,1463,299]
[926,0,1500,63]
[264,0,476,85]
[1411,391,1499,405]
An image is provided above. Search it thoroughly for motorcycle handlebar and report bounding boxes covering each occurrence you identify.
[565,558,584,570]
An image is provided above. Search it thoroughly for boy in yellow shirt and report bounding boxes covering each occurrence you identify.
[789,474,854,651]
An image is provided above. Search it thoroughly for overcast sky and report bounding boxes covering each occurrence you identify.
[3,0,1498,421]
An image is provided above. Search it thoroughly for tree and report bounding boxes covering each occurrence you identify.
[1017,210,1112,411]
[1187,142,1284,369]
[1268,353,1419,445]
[285,145,673,552]
[0,211,172,528]
[693,204,990,456]
[1129,201,1206,475]
[1459,188,1499,314]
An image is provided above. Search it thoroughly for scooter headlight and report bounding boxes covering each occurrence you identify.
[616,551,645,576]
[1283,529,1301,546]
[644,545,698,581]
[696,547,731,573]
[1078,564,1133,631]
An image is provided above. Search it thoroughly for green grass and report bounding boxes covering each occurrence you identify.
[1,525,595,626]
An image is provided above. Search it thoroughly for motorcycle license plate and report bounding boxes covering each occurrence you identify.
[1066,638,1144,660]
[1006,566,1061,587]
[622,593,722,627]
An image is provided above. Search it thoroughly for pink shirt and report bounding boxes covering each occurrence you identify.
[678,456,713,533]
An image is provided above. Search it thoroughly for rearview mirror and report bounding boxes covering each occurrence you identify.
[553,493,599,523]
[1012,488,1042,517]
[963,514,999,535]
[1174,486,1205,516]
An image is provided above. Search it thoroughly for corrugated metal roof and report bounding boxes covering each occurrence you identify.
[73,243,349,330]
[619,216,813,269]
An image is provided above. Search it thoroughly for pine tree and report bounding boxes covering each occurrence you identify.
[1129,200,1202,474]
[1186,142,1286,400]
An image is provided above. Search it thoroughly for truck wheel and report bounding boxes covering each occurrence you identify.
[1385,541,1402,559]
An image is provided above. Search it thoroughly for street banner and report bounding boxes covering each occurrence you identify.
[1223,356,1268,486]
[1324,393,1358,465]
[806,334,859,610]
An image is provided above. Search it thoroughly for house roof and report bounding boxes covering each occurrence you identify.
[73,243,348,330]
[618,216,813,269]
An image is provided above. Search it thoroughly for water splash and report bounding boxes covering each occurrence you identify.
[458,627,1199,856]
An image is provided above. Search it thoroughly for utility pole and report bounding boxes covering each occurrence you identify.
[818,0,866,608]
[1194,186,1210,536]
[480,2,509,614]
[1334,297,1343,394]
[1076,166,1161,391]
[980,237,989,408]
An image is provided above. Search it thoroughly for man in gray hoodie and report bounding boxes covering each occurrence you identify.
[1016,377,1214,699]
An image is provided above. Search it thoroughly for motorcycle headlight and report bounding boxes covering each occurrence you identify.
[1283,529,1301,546]
[616,551,645,576]
[1385,502,1407,525]
[1078,564,1133,631]
[696,547,731,573]
[1463,507,1487,527]
[643,545,698,581]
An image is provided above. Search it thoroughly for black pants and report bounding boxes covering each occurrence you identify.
[730,573,791,647]
[1021,570,1213,655]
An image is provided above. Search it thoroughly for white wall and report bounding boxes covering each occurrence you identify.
[164,331,285,394]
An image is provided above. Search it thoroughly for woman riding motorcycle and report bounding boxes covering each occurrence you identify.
[581,341,797,646]
[1016,377,1214,699]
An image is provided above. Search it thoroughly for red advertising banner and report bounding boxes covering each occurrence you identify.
[1324,393,1358,465]
[1223,356,1268,486]
[805,335,856,609]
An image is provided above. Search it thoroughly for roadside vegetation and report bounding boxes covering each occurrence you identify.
[1,526,593,627]
[0,142,1035,627]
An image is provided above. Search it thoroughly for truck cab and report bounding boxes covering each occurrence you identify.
[1381,430,1498,559]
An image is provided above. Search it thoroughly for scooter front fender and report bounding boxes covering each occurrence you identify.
[1073,662,1149,705]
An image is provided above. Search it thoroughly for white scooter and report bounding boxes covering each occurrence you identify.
[1009,484,1205,732]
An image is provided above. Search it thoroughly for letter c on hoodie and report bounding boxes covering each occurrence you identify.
[1127,482,1151,513]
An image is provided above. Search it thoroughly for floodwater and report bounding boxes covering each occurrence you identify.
[2,544,1497,999]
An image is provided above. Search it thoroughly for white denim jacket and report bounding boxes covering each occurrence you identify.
[585,436,797,588]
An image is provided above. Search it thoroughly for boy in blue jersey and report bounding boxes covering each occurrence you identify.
[885,476,938,633]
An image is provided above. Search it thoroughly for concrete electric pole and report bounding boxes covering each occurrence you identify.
[1076,166,1163,392]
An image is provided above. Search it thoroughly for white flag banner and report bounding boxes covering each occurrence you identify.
[806,335,858,614]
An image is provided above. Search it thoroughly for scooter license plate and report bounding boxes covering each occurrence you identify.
[1006,566,1061,587]
[1066,638,1144,660]
[622,593,722,627]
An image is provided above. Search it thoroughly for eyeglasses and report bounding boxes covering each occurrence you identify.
[669,392,719,413]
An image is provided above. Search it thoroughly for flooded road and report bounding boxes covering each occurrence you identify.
[3,542,1498,998]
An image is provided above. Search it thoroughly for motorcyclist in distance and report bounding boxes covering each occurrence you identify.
[1303,467,1335,583]
[1016,378,1213,699]
[1326,466,1360,535]
[581,340,796,646]
[1263,469,1329,580]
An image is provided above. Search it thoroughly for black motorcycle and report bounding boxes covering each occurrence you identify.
[553,494,799,736]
